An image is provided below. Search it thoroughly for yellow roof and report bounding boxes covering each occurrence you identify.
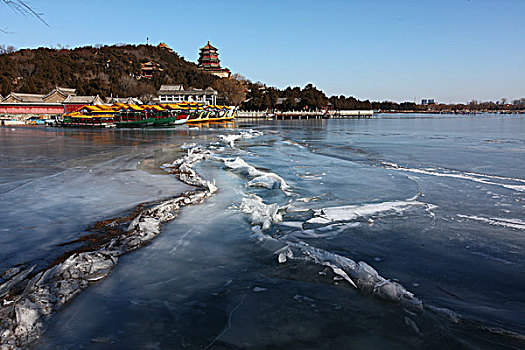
[82,105,103,111]
[96,105,114,110]
[128,104,145,111]
[163,104,178,110]
[143,105,165,111]
[70,114,115,119]
[91,109,118,114]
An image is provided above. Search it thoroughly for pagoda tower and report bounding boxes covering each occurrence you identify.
[197,41,231,78]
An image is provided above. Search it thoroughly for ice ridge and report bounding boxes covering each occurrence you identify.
[382,161,525,192]
[0,145,216,349]
[219,130,263,148]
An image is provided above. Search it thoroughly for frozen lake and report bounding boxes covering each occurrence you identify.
[1,115,524,349]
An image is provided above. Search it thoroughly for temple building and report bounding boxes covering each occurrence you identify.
[105,96,143,105]
[197,41,231,78]
[140,60,163,78]
[157,42,174,53]
[158,84,217,105]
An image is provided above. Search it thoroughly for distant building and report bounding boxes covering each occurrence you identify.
[140,61,163,78]
[158,84,217,105]
[0,87,103,116]
[105,96,143,105]
[43,87,77,103]
[157,42,174,53]
[63,95,104,113]
[2,93,47,104]
[197,41,231,78]
[421,99,435,105]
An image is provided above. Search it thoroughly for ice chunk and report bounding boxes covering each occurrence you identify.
[247,175,283,189]
[218,130,263,147]
[222,157,290,193]
[223,157,262,177]
[277,240,423,308]
[240,194,284,231]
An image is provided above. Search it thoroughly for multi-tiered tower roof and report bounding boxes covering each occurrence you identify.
[197,41,231,78]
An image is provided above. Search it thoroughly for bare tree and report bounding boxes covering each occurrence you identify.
[0,44,16,54]
[1,0,49,26]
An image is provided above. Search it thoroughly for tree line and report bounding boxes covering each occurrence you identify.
[240,80,421,111]
[0,44,522,111]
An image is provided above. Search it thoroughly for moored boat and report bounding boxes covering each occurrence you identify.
[59,102,235,127]
[113,104,155,128]
[61,113,115,127]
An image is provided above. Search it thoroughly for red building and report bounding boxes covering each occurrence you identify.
[63,95,104,113]
[0,104,64,115]
[197,41,231,78]
[0,87,103,117]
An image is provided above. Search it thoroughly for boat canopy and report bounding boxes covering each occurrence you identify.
[64,103,235,119]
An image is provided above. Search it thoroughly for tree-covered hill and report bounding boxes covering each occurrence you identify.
[0,44,226,100]
[1,43,464,111]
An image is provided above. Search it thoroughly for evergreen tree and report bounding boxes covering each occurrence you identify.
[1,77,11,96]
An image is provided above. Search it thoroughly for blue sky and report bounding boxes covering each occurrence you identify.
[1,0,524,103]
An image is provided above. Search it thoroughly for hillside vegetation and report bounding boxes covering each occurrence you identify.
[0,44,245,102]
[2,43,477,111]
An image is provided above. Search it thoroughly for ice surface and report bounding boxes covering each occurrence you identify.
[307,200,427,224]
[457,214,525,230]
[0,143,218,348]
[4,119,525,348]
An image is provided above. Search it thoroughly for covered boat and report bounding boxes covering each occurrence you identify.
[60,102,235,128]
